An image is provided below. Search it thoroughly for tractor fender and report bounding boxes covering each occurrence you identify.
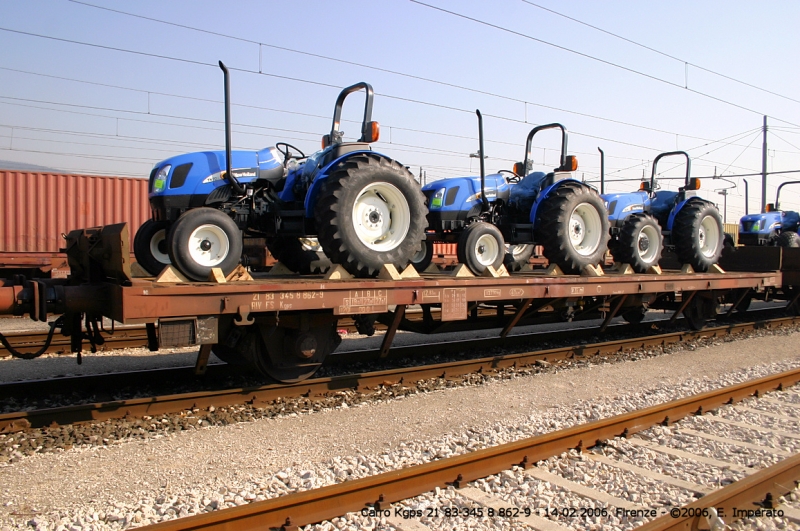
[529,178,584,227]
[303,150,390,218]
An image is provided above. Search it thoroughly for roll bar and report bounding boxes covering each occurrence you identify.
[328,82,375,145]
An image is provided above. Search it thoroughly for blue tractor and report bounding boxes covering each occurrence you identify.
[601,151,724,273]
[134,62,427,281]
[414,111,609,275]
[737,181,800,247]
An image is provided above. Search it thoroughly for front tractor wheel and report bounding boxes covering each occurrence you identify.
[167,207,243,281]
[777,231,800,248]
[133,219,171,276]
[410,240,435,272]
[536,183,610,274]
[457,222,505,275]
[613,213,663,273]
[672,199,723,272]
[315,154,427,277]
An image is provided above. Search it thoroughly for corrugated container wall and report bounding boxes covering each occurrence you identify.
[0,171,150,253]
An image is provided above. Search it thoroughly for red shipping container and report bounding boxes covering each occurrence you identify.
[0,170,150,274]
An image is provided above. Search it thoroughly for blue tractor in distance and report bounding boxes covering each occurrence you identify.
[600,150,724,273]
[133,62,427,281]
[414,111,609,275]
[737,181,800,248]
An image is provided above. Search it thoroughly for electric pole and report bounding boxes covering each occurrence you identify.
[761,116,768,213]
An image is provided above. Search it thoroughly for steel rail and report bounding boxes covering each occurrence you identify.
[638,452,800,530]
[2,315,798,433]
[136,368,800,531]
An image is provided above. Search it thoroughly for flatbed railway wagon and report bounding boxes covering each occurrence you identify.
[0,223,798,383]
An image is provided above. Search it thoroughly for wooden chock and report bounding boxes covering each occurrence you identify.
[582,264,604,277]
[680,264,695,274]
[323,264,353,280]
[378,264,403,281]
[400,264,421,279]
[422,263,441,273]
[519,263,534,272]
[208,267,227,283]
[266,262,295,276]
[155,265,190,283]
[450,264,475,277]
[647,264,663,275]
[481,264,510,278]
[614,263,634,275]
[543,264,564,276]
[226,264,253,282]
[708,263,725,274]
[130,262,151,278]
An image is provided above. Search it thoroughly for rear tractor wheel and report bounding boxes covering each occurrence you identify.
[133,219,171,276]
[315,154,427,277]
[167,207,243,281]
[457,222,505,275]
[536,183,610,274]
[672,199,723,272]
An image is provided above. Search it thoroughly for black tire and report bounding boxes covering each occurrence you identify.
[723,232,735,248]
[504,243,535,272]
[267,237,331,274]
[777,231,800,248]
[457,222,505,275]
[314,154,427,277]
[133,219,171,276]
[672,199,723,272]
[167,207,243,281]
[613,213,663,273]
[411,240,434,272]
[621,306,647,324]
[535,183,610,275]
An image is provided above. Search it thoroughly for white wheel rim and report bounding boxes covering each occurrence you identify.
[698,215,720,258]
[352,182,410,252]
[474,233,500,266]
[507,244,530,258]
[568,203,603,256]
[188,224,230,267]
[411,243,428,264]
[149,228,171,264]
[637,224,660,263]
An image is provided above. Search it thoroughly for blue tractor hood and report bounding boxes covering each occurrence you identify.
[422,174,509,210]
[148,147,283,198]
[739,211,785,235]
[600,190,649,222]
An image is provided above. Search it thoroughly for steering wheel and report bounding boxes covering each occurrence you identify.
[499,169,520,183]
[275,142,306,165]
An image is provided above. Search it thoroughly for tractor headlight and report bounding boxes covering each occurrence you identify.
[152,165,171,193]
[431,188,445,208]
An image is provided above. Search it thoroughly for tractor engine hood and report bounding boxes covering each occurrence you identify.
[148,147,283,198]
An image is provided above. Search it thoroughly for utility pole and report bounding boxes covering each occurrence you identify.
[761,115,768,213]
[718,188,728,223]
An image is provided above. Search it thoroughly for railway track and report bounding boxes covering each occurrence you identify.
[1,313,798,434]
[134,367,800,531]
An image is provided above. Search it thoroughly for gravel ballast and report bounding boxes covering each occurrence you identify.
[1,329,799,530]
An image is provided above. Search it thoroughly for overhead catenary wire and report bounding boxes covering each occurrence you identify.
[519,0,800,107]
[409,1,800,128]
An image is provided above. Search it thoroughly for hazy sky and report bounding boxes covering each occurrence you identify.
[1,0,799,220]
